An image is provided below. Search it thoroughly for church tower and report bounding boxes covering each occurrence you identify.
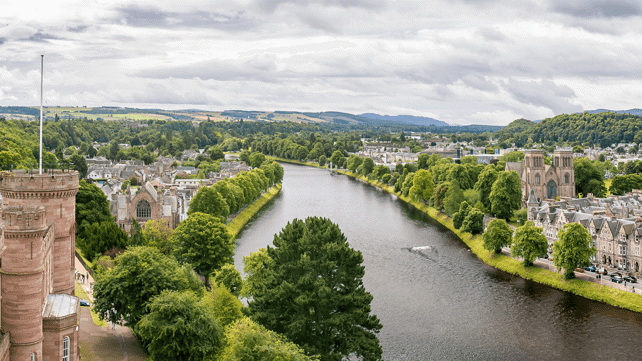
[553,149,575,198]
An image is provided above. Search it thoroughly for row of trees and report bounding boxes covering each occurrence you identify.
[483,220,596,279]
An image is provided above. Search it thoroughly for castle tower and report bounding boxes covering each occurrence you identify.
[553,149,576,198]
[0,170,79,295]
[1,205,53,360]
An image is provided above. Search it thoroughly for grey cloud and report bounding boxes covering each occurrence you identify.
[0,37,5,45]
[66,25,89,33]
[502,79,582,114]
[476,27,507,42]
[125,83,210,105]
[133,57,280,82]
[254,0,386,12]
[26,31,63,42]
[551,0,642,18]
[114,5,257,31]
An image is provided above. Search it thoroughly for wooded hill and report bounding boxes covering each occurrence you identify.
[497,112,642,148]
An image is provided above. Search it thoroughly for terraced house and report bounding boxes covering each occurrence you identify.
[527,189,642,275]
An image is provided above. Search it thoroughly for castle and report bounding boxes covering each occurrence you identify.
[0,170,80,361]
[506,149,576,202]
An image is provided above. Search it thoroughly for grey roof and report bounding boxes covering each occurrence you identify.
[505,162,523,174]
[43,294,78,318]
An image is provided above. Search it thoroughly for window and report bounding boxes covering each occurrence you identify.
[619,245,627,256]
[63,336,70,361]
[31,353,35,361]
[565,173,570,184]
[635,246,640,256]
[136,199,151,218]
[535,173,541,185]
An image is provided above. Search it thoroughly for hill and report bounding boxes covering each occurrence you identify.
[494,118,535,140]
[359,113,449,127]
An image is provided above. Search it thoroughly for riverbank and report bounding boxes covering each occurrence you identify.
[335,169,642,314]
[227,183,282,239]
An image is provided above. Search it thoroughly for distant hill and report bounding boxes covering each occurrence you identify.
[585,108,642,117]
[359,113,449,127]
[493,118,535,140]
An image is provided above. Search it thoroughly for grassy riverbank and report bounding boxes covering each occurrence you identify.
[228,183,282,239]
[336,169,642,313]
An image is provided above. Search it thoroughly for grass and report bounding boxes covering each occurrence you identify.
[75,282,108,327]
[336,168,642,314]
[227,184,282,239]
[604,178,612,196]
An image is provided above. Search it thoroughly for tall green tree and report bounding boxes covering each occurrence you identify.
[188,186,230,221]
[137,291,222,361]
[361,157,375,176]
[77,221,129,261]
[246,217,383,361]
[444,181,465,216]
[453,201,471,230]
[483,219,513,253]
[70,154,88,179]
[213,264,243,297]
[173,212,235,287]
[461,208,484,234]
[474,166,498,210]
[219,318,316,361]
[552,223,596,279]
[93,246,203,326]
[346,154,363,173]
[142,218,176,255]
[76,180,113,241]
[489,171,522,220]
[510,221,547,266]
[574,157,606,197]
[409,169,434,203]
[329,150,345,168]
[249,151,266,168]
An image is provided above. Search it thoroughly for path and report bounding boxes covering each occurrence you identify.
[75,256,148,361]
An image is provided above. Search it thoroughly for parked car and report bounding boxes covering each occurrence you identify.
[611,276,623,284]
[623,276,637,283]
[583,265,597,272]
[80,299,91,307]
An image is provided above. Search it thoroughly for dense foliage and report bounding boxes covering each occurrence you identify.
[553,223,596,279]
[511,221,548,266]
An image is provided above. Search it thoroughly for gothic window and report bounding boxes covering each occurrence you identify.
[63,336,70,361]
[31,353,35,361]
[555,157,559,167]
[535,173,541,184]
[136,199,151,219]
[547,179,557,199]
[565,173,570,184]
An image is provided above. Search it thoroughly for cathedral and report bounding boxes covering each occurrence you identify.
[505,149,576,202]
[0,169,80,361]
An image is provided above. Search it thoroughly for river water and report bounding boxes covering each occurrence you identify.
[233,164,642,360]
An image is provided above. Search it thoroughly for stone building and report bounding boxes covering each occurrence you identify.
[506,149,575,202]
[111,181,181,233]
[0,170,80,361]
[527,189,642,275]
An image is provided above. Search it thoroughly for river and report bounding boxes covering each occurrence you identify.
[233,164,642,360]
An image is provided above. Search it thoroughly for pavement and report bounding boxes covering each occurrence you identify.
[75,256,148,361]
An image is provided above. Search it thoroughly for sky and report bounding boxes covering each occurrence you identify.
[1,0,642,126]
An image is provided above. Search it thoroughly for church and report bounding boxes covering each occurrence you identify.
[0,169,81,361]
[505,149,576,202]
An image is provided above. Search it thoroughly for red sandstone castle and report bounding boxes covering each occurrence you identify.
[0,170,80,361]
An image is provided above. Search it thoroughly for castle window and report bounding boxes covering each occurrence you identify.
[31,353,35,361]
[535,173,541,184]
[63,336,70,361]
[565,173,570,184]
[136,199,151,219]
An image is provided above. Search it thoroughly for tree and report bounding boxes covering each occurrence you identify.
[70,154,88,179]
[461,208,484,234]
[444,181,465,216]
[93,246,203,326]
[76,180,113,241]
[188,186,230,221]
[433,182,450,211]
[553,223,596,279]
[205,283,244,328]
[401,172,415,196]
[489,171,522,220]
[108,141,119,161]
[246,217,383,361]
[452,201,471,230]
[241,248,273,298]
[510,221,548,266]
[173,212,235,287]
[474,166,498,210]
[249,152,266,168]
[142,218,176,254]
[137,291,222,361]
[574,157,606,197]
[513,209,527,226]
[361,157,375,175]
[213,264,243,297]
[129,218,146,247]
[346,154,363,173]
[77,221,129,261]
[318,155,327,167]
[409,169,434,203]
[483,219,513,253]
[219,318,316,361]
[208,145,225,161]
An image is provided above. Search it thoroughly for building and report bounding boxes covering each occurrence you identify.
[527,189,642,274]
[111,181,182,233]
[0,169,81,361]
[506,149,575,202]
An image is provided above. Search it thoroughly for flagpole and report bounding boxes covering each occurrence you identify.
[39,55,43,174]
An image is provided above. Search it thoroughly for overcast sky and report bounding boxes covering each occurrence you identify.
[1,0,642,125]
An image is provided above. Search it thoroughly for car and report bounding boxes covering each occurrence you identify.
[583,265,597,272]
[80,299,91,307]
[623,276,637,284]
[611,276,623,284]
